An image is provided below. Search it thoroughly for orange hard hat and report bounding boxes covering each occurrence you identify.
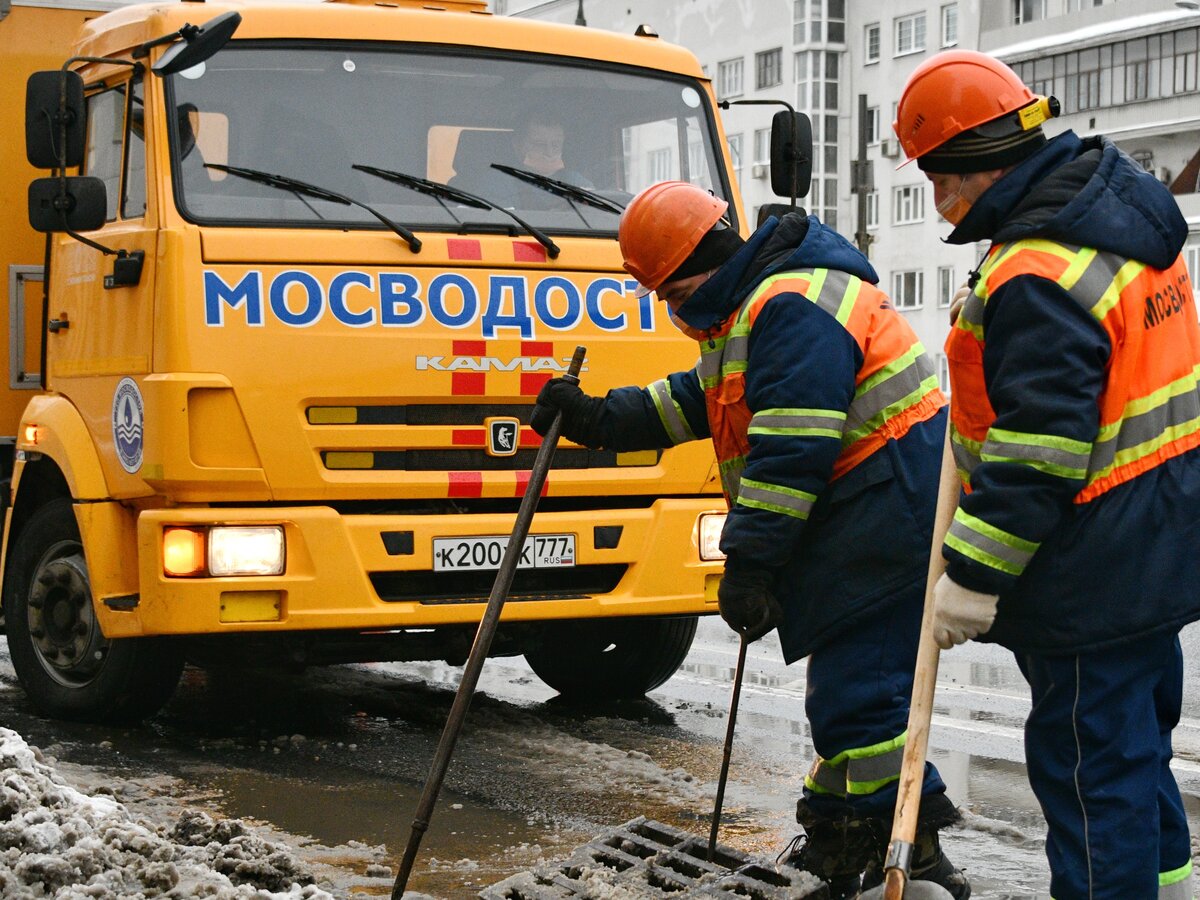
[894,50,1050,163]
[619,181,729,294]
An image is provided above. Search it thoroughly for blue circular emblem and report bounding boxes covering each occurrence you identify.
[112,377,144,474]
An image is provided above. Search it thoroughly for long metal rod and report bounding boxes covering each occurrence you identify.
[707,634,748,862]
[391,345,587,899]
[881,424,960,900]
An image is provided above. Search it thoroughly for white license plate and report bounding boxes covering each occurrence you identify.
[432,534,575,571]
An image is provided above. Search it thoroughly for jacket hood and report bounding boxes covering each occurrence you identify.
[676,213,879,332]
[947,131,1187,270]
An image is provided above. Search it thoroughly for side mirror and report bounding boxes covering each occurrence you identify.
[149,11,241,76]
[769,110,813,201]
[28,176,107,233]
[25,71,86,168]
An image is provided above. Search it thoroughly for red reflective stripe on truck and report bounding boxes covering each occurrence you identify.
[446,238,482,260]
[514,469,549,498]
[452,430,485,446]
[448,471,483,497]
[452,373,486,395]
[513,241,547,262]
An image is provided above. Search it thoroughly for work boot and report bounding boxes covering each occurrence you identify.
[861,795,971,899]
[778,801,884,900]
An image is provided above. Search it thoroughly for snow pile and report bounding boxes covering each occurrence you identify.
[0,727,332,898]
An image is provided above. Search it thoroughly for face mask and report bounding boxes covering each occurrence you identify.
[936,175,971,224]
[667,307,708,341]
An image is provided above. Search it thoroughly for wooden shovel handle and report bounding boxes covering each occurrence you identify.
[883,422,960,899]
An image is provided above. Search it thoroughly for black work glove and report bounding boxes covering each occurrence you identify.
[530,377,608,448]
[717,561,784,642]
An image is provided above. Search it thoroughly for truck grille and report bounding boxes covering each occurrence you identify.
[323,448,647,470]
[309,403,661,471]
[308,404,532,425]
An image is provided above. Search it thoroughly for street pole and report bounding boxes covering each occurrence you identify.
[853,93,874,258]
[575,0,586,26]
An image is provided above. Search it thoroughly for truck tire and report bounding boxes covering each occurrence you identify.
[524,615,698,699]
[2,499,183,723]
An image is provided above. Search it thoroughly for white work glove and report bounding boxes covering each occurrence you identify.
[948,283,972,325]
[932,573,999,650]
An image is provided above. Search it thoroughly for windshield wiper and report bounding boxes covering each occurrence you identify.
[352,164,560,260]
[204,163,421,253]
[490,164,627,216]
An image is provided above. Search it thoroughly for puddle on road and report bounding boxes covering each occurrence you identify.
[197,765,587,897]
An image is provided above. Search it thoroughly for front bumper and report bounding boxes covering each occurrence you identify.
[96,499,724,637]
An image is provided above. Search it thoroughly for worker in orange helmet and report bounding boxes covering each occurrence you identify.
[531,181,969,899]
[895,49,1200,899]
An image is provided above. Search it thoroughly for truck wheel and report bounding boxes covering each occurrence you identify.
[524,615,698,699]
[2,499,183,723]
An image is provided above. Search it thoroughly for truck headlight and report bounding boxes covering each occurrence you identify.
[208,526,286,576]
[698,512,727,561]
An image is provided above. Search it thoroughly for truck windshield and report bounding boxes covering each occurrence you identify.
[167,44,731,234]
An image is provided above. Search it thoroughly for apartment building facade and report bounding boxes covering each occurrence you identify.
[497,0,1200,386]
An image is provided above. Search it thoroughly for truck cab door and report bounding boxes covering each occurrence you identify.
[49,74,158,492]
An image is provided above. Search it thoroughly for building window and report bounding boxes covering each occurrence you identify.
[865,22,880,63]
[892,270,925,310]
[937,266,955,308]
[895,13,926,56]
[827,0,845,44]
[866,105,880,144]
[753,127,771,165]
[893,184,924,224]
[756,48,783,89]
[1013,31,1200,113]
[796,50,841,115]
[718,57,744,99]
[1068,0,1106,9]
[1126,41,1151,101]
[648,147,672,182]
[1013,0,1047,25]
[937,354,951,395]
[1185,244,1199,303]
[794,0,845,45]
[941,4,958,47]
[795,48,840,229]
[727,133,743,182]
[866,190,878,229]
[1130,149,1154,171]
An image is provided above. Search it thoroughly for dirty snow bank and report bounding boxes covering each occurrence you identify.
[0,726,332,898]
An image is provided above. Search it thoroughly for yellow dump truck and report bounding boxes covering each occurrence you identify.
[0,0,806,723]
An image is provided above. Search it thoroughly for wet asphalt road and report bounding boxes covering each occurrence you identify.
[3,617,1200,898]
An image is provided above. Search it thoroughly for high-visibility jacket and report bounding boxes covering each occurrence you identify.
[939,131,1200,652]
[597,213,947,661]
[947,240,1200,580]
[698,267,943,506]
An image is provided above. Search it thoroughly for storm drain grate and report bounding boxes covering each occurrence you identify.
[479,817,828,899]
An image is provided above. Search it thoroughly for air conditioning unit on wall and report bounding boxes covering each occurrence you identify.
[1157,167,1173,184]
[880,139,900,159]
[751,163,768,178]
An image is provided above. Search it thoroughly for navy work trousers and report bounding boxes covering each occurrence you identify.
[803,577,947,818]
[1016,630,1192,899]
